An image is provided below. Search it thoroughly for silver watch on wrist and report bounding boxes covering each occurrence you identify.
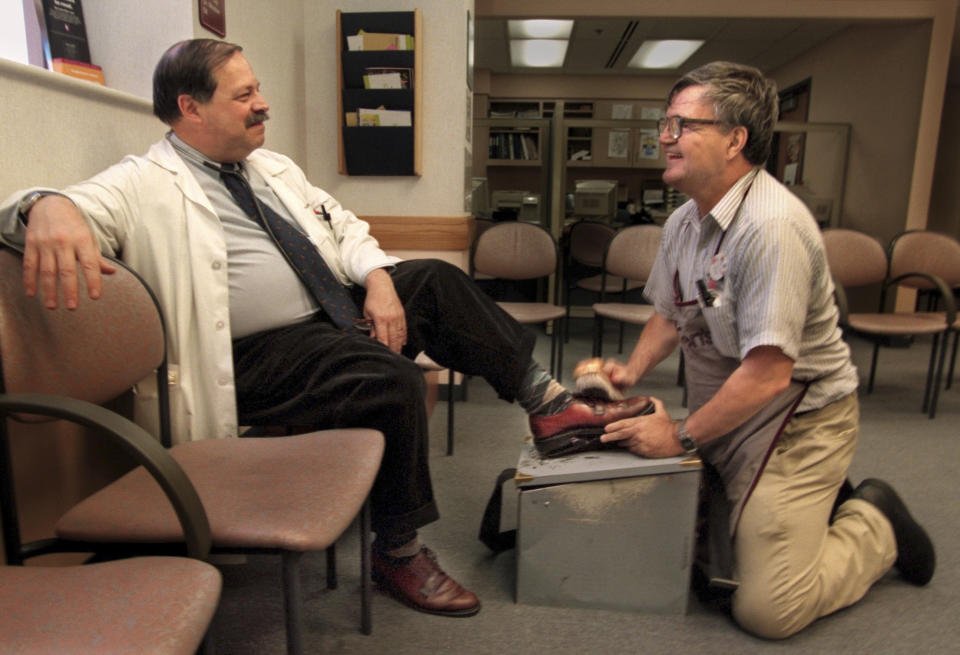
[676,418,697,455]
[17,191,49,222]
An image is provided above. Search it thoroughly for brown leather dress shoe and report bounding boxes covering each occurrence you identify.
[372,546,481,617]
[529,395,654,458]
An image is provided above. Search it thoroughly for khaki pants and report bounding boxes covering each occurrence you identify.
[731,393,896,639]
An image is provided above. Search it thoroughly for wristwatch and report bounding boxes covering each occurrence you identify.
[17,191,49,222]
[676,418,698,455]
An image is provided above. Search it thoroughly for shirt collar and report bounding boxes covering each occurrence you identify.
[704,166,761,231]
[166,132,242,172]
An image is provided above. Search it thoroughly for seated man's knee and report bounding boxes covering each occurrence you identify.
[353,353,426,405]
[387,356,427,399]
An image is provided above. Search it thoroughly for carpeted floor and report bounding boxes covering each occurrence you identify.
[212,319,960,654]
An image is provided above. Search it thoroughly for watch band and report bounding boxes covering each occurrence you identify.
[17,191,59,222]
[676,418,697,455]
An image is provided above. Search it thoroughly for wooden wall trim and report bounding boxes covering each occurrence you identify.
[363,215,475,250]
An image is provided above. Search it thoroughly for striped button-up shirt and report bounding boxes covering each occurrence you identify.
[645,167,858,412]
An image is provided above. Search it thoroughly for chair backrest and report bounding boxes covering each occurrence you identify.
[821,228,887,288]
[474,217,496,240]
[888,230,960,289]
[0,245,165,405]
[0,245,209,561]
[568,220,616,268]
[471,221,559,280]
[602,224,663,283]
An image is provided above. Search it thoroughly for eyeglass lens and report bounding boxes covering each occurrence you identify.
[657,116,681,139]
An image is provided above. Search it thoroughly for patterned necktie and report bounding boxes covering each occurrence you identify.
[219,165,362,330]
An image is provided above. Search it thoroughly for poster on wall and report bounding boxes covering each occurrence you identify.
[638,129,660,160]
[34,0,91,66]
[607,129,630,159]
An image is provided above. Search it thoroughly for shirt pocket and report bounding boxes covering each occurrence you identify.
[701,299,739,358]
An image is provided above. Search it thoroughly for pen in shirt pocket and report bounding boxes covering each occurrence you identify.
[696,278,717,307]
[314,204,332,222]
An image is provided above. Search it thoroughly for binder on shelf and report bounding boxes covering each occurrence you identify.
[363,67,412,89]
[347,31,414,51]
[358,107,412,126]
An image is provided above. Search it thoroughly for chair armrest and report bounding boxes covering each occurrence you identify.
[831,276,850,326]
[0,393,212,560]
[885,272,957,327]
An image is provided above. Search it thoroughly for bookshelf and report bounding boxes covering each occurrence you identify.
[474,116,551,225]
[562,102,594,164]
[483,100,554,166]
[336,9,422,176]
[487,123,542,164]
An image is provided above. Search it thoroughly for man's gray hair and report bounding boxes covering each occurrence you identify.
[667,61,779,165]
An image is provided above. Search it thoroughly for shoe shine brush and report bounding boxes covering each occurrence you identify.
[573,358,624,401]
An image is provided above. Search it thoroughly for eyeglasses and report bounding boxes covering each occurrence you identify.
[353,318,374,332]
[657,115,723,140]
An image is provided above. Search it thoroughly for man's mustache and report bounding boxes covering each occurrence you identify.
[246,111,270,127]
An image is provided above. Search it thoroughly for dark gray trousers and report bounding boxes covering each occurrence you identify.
[233,259,536,535]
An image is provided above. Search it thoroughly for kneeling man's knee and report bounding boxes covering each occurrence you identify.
[732,586,808,640]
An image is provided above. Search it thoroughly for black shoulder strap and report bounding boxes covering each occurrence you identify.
[478,467,517,553]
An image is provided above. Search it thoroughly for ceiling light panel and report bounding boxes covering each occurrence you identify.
[508,19,574,40]
[628,39,705,69]
[510,39,569,68]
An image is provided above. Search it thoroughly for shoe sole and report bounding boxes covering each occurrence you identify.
[533,402,655,458]
[856,478,935,586]
[533,428,613,458]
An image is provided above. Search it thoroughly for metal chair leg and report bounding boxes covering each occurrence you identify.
[555,318,564,384]
[678,351,687,408]
[199,625,217,655]
[867,341,880,393]
[928,332,949,419]
[281,550,304,655]
[360,499,373,635]
[946,331,958,390]
[325,543,337,589]
[593,316,604,357]
[922,333,939,413]
[446,368,455,456]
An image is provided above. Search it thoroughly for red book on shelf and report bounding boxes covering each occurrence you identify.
[51,58,105,85]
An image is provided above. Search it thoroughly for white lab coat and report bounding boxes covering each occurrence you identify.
[1,138,400,443]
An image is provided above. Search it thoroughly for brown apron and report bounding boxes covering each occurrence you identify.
[673,256,808,586]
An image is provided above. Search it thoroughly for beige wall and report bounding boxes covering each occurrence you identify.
[82,1,193,100]
[208,0,309,164]
[772,21,932,244]
[488,74,674,101]
[929,85,960,236]
[303,0,473,217]
[0,0,309,196]
[0,61,158,193]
